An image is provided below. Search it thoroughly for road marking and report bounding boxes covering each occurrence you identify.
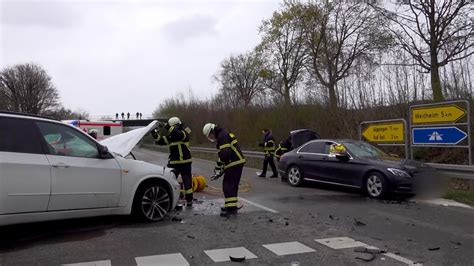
[239,197,279,213]
[315,237,421,265]
[135,253,189,266]
[385,252,423,265]
[62,260,111,266]
[420,198,472,209]
[204,247,258,262]
[263,241,315,256]
[315,237,367,250]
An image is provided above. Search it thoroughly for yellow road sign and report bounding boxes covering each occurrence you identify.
[362,122,405,143]
[412,104,466,124]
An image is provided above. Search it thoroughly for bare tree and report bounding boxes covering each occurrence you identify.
[0,63,60,114]
[375,0,473,101]
[258,3,306,106]
[295,0,391,110]
[214,51,265,107]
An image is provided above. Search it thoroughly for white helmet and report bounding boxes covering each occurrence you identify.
[202,123,216,137]
[168,117,181,126]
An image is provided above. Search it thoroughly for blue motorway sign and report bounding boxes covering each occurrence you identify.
[412,126,467,145]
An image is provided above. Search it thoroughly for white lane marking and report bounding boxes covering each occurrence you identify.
[315,237,367,250]
[420,198,472,209]
[239,197,278,213]
[204,247,258,263]
[385,252,423,265]
[263,241,315,256]
[62,260,111,266]
[135,253,189,266]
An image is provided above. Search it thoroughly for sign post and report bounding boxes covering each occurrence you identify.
[409,100,471,165]
[360,119,408,159]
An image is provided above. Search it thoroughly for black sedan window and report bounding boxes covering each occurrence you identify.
[298,142,327,154]
[343,141,388,158]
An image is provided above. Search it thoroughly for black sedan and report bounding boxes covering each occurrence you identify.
[278,139,435,198]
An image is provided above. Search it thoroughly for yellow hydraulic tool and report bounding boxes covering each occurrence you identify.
[192,175,207,192]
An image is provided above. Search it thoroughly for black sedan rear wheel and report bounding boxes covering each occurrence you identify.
[287,165,304,187]
[365,172,388,199]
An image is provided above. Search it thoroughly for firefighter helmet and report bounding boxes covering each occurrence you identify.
[168,117,181,126]
[330,143,346,154]
[202,123,216,137]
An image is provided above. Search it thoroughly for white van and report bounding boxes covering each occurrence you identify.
[64,120,123,140]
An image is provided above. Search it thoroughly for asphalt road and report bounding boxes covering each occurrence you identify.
[0,147,473,266]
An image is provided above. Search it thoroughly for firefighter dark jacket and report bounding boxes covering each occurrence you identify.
[261,131,276,155]
[154,124,192,166]
[214,126,246,169]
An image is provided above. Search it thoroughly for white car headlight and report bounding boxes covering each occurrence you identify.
[387,168,411,178]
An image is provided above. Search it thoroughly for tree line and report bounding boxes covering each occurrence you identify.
[0,63,89,120]
[157,0,473,148]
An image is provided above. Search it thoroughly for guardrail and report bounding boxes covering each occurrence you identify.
[188,147,474,180]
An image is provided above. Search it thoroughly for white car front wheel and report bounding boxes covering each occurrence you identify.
[134,182,171,221]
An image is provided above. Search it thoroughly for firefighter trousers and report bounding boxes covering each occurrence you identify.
[222,165,243,210]
[261,154,277,176]
[172,163,193,202]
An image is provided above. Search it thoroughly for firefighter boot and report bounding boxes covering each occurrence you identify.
[220,207,238,217]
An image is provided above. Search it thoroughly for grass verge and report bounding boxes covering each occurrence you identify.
[443,190,474,206]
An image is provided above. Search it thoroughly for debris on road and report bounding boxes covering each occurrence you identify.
[354,219,366,226]
[329,215,339,221]
[355,253,376,262]
[171,217,182,222]
[187,235,195,240]
[285,222,289,226]
[354,246,382,254]
[428,247,440,251]
[450,241,462,246]
[229,256,246,262]
[268,219,273,223]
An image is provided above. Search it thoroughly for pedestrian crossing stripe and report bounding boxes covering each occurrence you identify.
[263,241,315,256]
[64,237,420,266]
[204,247,257,262]
[135,253,189,266]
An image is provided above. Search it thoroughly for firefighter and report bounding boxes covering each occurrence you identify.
[203,123,246,217]
[258,129,278,178]
[152,117,194,207]
[88,129,98,139]
[330,143,346,155]
[274,136,292,161]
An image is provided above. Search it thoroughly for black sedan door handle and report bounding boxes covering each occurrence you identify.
[298,155,304,159]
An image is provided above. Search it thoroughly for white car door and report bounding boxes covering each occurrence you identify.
[0,117,51,214]
[35,121,122,211]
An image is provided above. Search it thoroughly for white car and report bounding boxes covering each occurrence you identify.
[0,112,179,226]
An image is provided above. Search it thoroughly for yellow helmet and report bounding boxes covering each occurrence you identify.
[330,143,346,154]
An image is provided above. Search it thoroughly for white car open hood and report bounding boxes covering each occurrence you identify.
[100,121,158,157]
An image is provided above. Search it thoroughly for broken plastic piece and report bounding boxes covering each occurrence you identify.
[354,218,366,226]
[428,247,440,251]
[229,256,246,262]
[356,253,376,262]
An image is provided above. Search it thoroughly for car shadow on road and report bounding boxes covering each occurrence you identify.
[0,215,175,253]
[282,180,413,203]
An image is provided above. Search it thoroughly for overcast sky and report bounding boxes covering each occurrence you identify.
[0,0,280,116]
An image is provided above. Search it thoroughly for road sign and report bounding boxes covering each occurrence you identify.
[412,104,466,124]
[412,126,467,145]
[362,122,405,143]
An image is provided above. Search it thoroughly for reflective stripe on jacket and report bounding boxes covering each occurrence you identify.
[215,127,246,169]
